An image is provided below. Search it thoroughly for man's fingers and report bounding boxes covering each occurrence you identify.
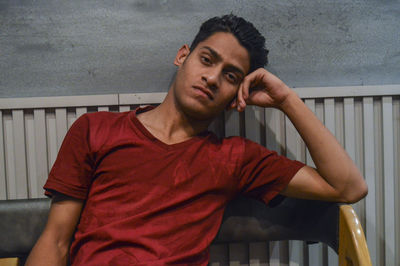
[242,68,265,99]
[237,68,270,111]
[235,83,243,111]
[241,76,252,101]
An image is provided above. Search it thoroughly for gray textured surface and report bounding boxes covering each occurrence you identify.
[1,0,399,98]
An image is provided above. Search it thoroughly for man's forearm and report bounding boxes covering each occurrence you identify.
[25,232,69,266]
[280,89,367,202]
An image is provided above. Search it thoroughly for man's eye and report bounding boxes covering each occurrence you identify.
[201,56,211,64]
[225,72,238,83]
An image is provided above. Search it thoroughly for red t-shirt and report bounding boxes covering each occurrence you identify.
[44,107,304,265]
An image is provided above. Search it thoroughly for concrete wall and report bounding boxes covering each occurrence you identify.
[1,0,399,98]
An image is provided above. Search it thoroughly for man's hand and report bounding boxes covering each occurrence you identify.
[231,68,293,111]
[230,68,368,203]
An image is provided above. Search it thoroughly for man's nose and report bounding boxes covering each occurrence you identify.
[202,67,220,90]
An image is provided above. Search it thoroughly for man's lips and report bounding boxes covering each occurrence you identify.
[193,85,214,100]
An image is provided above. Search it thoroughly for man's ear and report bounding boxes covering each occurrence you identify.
[174,44,190,66]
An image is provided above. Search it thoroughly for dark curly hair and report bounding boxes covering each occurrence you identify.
[190,14,269,73]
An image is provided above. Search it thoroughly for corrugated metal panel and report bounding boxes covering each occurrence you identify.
[363,97,378,266]
[0,85,399,265]
[393,96,400,266]
[0,111,6,200]
[33,109,48,198]
[382,97,396,266]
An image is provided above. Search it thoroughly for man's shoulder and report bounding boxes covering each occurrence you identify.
[76,111,131,127]
[69,111,134,141]
[82,110,130,120]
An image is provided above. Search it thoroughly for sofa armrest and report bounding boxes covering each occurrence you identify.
[0,198,51,261]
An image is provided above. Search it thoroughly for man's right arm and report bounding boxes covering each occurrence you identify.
[25,193,84,266]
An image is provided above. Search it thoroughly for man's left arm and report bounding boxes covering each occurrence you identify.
[233,68,368,203]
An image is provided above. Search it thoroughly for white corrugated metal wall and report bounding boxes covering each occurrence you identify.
[0,85,399,265]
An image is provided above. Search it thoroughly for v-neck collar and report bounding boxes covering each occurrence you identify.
[128,106,212,151]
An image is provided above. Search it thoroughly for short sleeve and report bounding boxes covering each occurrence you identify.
[43,114,94,199]
[238,139,304,205]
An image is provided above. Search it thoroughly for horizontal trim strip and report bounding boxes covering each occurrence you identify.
[1,85,399,109]
[293,84,400,99]
[0,94,119,109]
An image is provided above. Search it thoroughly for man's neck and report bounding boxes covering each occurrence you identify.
[136,92,211,145]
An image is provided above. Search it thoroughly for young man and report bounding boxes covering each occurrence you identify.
[26,15,367,265]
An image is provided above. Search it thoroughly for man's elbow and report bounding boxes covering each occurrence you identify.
[341,180,368,204]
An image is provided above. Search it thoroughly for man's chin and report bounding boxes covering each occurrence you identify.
[175,96,223,122]
[186,110,216,122]
[182,104,220,122]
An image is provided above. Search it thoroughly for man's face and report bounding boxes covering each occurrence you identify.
[171,32,250,121]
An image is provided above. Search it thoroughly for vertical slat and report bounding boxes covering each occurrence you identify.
[224,110,240,137]
[393,97,400,266]
[343,98,355,160]
[119,106,130,112]
[11,110,28,199]
[245,106,264,145]
[363,97,377,266]
[354,99,366,227]
[55,108,68,150]
[3,113,16,199]
[269,241,280,266]
[34,109,48,198]
[0,111,7,199]
[373,99,384,266]
[25,112,38,198]
[46,111,58,170]
[382,96,395,266]
[323,98,338,266]
[69,107,88,128]
[209,243,229,266]
[334,99,344,146]
[249,242,269,266]
[265,109,285,155]
[229,243,248,266]
[75,107,87,120]
[279,241,289,265]
[289,240,305,266]
[97,106,109,112]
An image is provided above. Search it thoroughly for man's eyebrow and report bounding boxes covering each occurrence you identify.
[200,46,246,77]
[201,46,222,61]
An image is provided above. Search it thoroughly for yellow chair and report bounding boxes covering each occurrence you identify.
[339,205,372,266]
[0,258,18,266]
